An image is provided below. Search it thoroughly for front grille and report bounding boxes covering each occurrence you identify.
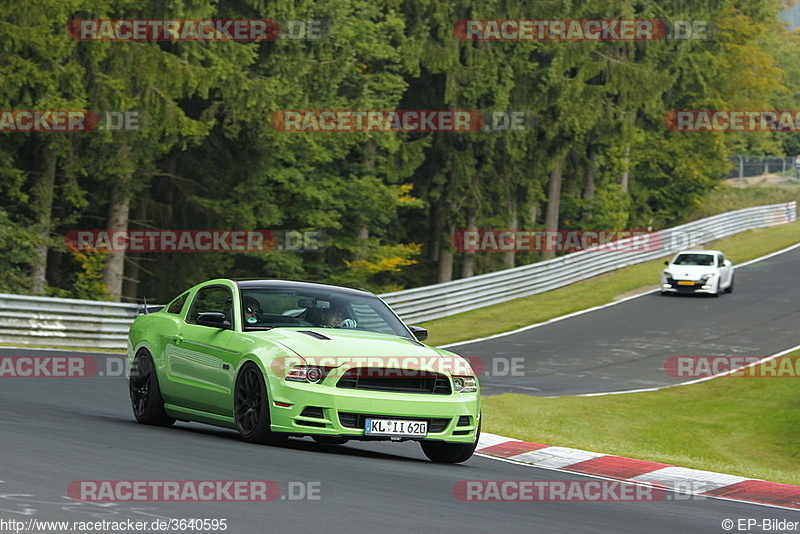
[338,412,451,433]
[666,277,702,291]
[336,368,451,395]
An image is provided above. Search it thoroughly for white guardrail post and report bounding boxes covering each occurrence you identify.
[0,202,795,349]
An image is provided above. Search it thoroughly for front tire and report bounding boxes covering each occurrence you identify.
[235,362,284,445]
[725,275,734,293]
[129,351,175,427]
[421,423,480,464]
[712,280,721,297]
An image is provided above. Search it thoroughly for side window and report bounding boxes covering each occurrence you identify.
[718,254,725,267]
[186,286,234,326]
[166,292,189,315]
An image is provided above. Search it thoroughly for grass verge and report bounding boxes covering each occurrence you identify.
[418,207,800,484]
[482,353,800,486]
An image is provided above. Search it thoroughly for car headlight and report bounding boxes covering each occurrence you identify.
[699,273,715,282]
[663,270,672,278]
[453,376,478,393]
[285,365,331,384]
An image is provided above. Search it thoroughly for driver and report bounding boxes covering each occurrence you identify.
[320,306,357,329]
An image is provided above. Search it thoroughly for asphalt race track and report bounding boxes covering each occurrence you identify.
[1,247,799,533]
[0,367,797,533]
[455,245,800,396]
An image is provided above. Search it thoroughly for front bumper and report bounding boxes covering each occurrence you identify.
[661,278,716,294]
[266,376,481,443]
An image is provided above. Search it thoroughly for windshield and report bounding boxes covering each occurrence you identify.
[240,287,411,338]
[673,253,714,266]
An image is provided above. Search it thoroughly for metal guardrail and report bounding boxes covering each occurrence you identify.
[0,294,138,349]
[379,202,797,323]
[0,202,795,348]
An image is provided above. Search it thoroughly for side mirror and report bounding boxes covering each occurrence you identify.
[664,261,669,266]
[408,325,428,342]
[196,312,232,329]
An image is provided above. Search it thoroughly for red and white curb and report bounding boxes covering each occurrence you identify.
[476,433,800,510]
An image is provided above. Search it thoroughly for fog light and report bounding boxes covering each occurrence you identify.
[662,283,671,289]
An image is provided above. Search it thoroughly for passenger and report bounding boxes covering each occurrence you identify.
[243,296,263,324]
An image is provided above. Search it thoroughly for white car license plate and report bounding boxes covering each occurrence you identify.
[364,418,427,437]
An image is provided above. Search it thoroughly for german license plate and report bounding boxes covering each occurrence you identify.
[364,418,427,437]
[677,280,695,286]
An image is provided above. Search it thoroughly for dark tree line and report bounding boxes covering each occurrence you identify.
[0,0,796,302]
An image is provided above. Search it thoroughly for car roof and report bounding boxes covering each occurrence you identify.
[234,279,374,296]
[673,249,721,256]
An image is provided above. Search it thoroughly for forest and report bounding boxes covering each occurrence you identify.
[1,0,798,302]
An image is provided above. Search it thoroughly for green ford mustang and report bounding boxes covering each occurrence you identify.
[127,279,481,463]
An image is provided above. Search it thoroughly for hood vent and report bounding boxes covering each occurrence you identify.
[298,330,331,340]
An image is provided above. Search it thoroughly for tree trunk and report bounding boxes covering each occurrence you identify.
[460,210,477,278]
[620,144,631,192]
[504,187,518,268]
[429,202,442,262]
[542,154,565,260]
[103,145,132,302]
[122,199,146,300]
[31,148,57,295]
[437,229,454,283]
[355,140,376,258]
[582,149,598,223]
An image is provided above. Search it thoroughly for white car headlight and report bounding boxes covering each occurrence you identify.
[453,376,478,393]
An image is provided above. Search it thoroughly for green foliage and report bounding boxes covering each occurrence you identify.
[0,0,796,300]
[0,209,40,293]
[67,251,111,300]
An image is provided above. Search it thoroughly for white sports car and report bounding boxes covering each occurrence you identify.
[660,249,734,296]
